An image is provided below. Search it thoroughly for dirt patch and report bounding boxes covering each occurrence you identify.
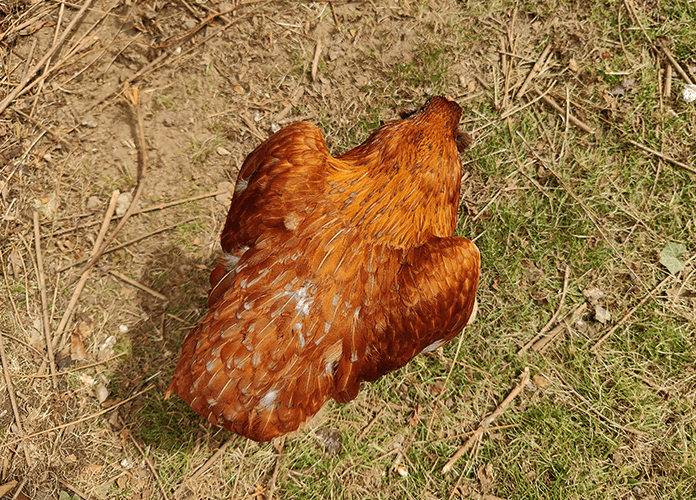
[1,0,694,498]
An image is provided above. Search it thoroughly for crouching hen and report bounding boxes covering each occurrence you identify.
[168,96,480,442]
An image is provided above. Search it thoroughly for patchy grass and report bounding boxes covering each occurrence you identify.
[0,0,694,499]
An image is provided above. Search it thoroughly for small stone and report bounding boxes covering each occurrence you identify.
[216,146,231,156]
[583,287,605,303]
[115,191,132,216]
[87,195,101,211]
[119,324,129,333]
[163,117,175,127]
[683,84,696,103]
[215,181,233,204]
[81,115,98,128]
[574,318,589,333]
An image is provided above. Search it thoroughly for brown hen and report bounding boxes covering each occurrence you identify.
[168,96,480,442]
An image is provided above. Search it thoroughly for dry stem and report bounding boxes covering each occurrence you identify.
[52,190,120,351]
[532,303,587,352]
[443,367,530,473]
[32,212,58,387]
[109,270,168,302]
[518,265,571,354]
[627,139,696,176]
[3,386,154,448]
[0,0,94,114]
[67,87,149,285]
[590,253,696,352]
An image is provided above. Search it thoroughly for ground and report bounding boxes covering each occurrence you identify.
[0,0,695,499]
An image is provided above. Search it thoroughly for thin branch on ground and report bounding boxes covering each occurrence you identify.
[0,267,32,467]
[122,421,171,500]
[58,217,200,272]
[50,191,226,239]
[590,253,696,353]
[518,264,571,354]
[427,332,465,437]
[357,406,385,442]
[627,139,696,176]
[175,436,237,496]
[52,190,120,352]
[108,270,168,302]
[0,0,94,114]
[3,385,154,448]
[532,85,595,134]
[32,213,58,387]
[532,303,587,352]
[67,87,149,286]
[17,352,126,378]
[515,43,552,100]
[443,367,530,473]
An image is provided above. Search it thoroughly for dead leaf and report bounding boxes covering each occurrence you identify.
[477,463,494,494]
[70,314,92,361]
[9,248,22,278]
[407,403,423,426]
[583,287,605,303]
[594,304,611,324]
[660,242,687,274]
[116,474,130,489]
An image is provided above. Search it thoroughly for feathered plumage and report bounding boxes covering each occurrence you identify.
[168,96,480,442]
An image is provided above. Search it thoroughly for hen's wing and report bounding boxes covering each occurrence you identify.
[169,218,379,441]
[209,122,328,307]
[170,123,376,441]
[345,235,480,391]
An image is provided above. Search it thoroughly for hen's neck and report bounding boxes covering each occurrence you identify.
[326,122,462,249]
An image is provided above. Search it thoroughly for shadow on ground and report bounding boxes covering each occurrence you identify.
[111,245,227,451]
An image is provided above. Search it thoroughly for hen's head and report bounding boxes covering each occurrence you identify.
[408,96,462,134]
[407,96,472,154]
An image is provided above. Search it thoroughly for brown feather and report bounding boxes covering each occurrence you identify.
[169,96,481,442]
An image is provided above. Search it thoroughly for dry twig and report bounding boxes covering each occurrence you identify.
[109,270,168,302]
[311,38,322,82]
[518,265,571,354]
[3,386,154,448]
[51,190,226,239]
[175,437,237,496]
[52,190,120,351]
[443,368,530,473]
[531,303,587,352]
[627,139,696,176]
[590,253,696,352]
[426,332,465,436]
[533,85,595,134]
[0,264,32,466]
[59,217,199,272]
[122,422,171,500]
[32,213,58,387]
[515,44,552,100]
[16,352,126,378]
[67,87,148,286]
[358,406,385,442]
[0,0,94,114]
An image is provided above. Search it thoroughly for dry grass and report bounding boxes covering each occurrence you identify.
[0,0,694,498]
